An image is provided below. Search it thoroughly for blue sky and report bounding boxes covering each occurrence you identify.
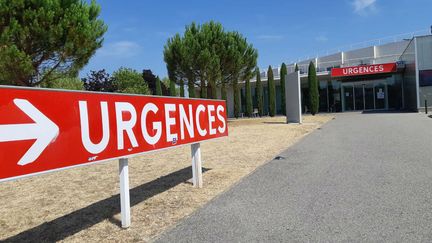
[80,0,432,78]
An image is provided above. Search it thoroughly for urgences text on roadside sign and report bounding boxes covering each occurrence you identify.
[0,86,228,182]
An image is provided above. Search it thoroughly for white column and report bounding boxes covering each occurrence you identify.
[285,71,302,123]
[119,158,131,228]
[191,143,203,188]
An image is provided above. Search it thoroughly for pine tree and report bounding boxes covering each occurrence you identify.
[280,63,287,115]
[308,61,319,115]
[245,78,252,117]
[268,66,276,117]
[256,68,264,116]
[0,0,107,86]
[155,76,162,95]
[163,21,258,108]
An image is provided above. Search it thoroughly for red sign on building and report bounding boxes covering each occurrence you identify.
[331,63,397,77]
[0,87,228,182]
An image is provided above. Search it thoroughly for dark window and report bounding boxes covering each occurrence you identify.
[419,70,432,87]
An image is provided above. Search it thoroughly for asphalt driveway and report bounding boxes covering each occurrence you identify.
[156,112,432,242]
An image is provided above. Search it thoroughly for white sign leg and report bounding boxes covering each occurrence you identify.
[191,143,203,188]
[119,158,131,228]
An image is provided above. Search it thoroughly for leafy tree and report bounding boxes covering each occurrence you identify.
[256,68,264,116]
[41,77,84,90]
[308,61,319,115]
[155,76,162,95]
[280,63,287,115]
[294,63,299,72]
[82,69,116,92]
[0,0,107,86]
[112,67,150,95]
[142,69,169,95]
[245,78,252,117]
[267,66,276,117]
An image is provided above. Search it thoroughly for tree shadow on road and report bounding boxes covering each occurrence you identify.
[3,166,210,243]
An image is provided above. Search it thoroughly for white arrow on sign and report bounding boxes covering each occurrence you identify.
[0,99,59,166]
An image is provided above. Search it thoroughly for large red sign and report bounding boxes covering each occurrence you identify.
[0,87,228,182]
[331,63,397,77]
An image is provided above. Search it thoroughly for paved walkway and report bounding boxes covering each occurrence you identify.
[156,112,432,242]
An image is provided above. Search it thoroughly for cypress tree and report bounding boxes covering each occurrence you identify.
[211,82,217,99]
[233,78,241,118]
[179,80,185,97]
[308,61,319,115]
[267,66,276,117]
[155,76,162,95]
[245,78,253,117]
[187,77,195,98]
[280,63,287,115]
[256,68,264,116]
[169,78,176,96]
[207,83,212,99]
[294,63,299,72]
[206,80,217,99]
[221,80,227,101]
[200,81,206,98]
[221,80,228,114]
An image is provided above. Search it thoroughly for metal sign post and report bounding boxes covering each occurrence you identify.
[191,143,203,188]
[119,158,131,228]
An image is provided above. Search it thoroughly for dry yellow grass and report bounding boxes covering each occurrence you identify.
[0,114,333,242]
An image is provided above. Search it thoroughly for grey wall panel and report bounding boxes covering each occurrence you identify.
[285,71,302,123]
[296,58,316,74]
[416,36,432,70]
[375,41,409,59]
[317,52,343,71]
[344,46,374,66]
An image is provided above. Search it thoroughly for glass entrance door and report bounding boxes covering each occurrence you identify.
[342,81,388,111]
[342,85,354,111]
[374,83,386,110]
[354,84,364,110]
[364,83,374,110]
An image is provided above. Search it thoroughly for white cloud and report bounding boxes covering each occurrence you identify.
[315,35,328,42]
[256,35,284,41]
[352,0,377,15]
[98,41,141,58]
